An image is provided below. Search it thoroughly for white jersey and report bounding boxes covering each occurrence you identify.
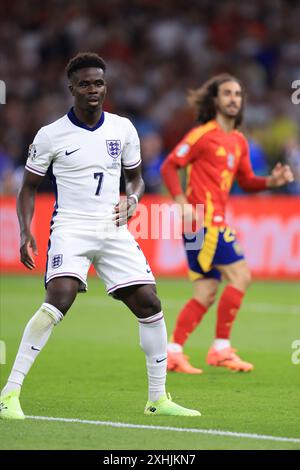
[25,109,141,228]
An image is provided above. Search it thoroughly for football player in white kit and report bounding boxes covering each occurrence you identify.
[0,53,200,419]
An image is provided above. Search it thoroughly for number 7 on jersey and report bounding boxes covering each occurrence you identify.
[94,172,104,196]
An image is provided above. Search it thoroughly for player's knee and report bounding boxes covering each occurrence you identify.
[134,286,162,318]
[143,293,162,317]
[232,269,252,291]
[242,269,252,289]
[194,288,217,308]
[45,277,79,315]
[237,268,252,290]
[152,295,162,314]
[45,286,76,315]
[207,292,217,307]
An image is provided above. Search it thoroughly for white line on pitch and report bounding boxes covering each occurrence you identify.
[26,416,300,444]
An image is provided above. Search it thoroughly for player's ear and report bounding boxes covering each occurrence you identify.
[68,84,74,96]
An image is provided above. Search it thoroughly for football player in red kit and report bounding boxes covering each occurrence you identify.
[161,74,294,374]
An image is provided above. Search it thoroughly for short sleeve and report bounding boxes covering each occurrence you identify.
[25,128,54,176]
[121,120,141,169]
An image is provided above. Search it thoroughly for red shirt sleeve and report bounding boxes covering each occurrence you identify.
[236,136,268,191]
[161,134,199,197]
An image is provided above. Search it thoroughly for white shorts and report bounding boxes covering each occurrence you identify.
[45,225,155,294]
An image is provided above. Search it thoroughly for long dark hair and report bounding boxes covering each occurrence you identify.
[187,74,245,128]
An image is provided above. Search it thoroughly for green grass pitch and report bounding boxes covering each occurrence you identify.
[0,275,299,450]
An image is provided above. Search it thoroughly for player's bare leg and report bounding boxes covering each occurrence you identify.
[207,260,254,372]
[0,277,79,419]
[114,284,201,416]
[167,278,219,374]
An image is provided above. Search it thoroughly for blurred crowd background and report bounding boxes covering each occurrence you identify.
[1,0,300,195]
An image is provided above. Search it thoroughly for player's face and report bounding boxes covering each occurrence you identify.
[215,81,242,118]
[69,68,107,112]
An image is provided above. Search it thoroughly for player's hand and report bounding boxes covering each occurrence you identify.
[113,196,137,226]
[268,163,294,187]
[180,203,200,233]
[175,195,201,233]
[20,232,38,270]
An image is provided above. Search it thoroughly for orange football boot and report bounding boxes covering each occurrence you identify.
[206,347,254,372]
[167,351,203,374]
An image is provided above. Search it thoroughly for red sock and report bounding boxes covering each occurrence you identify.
[172,299,207,346]
[216,285,244,339]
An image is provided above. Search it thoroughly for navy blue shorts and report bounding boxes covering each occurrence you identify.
[183,226,245,281]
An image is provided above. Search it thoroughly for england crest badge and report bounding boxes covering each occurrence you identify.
[52,254,63,269]
[106,140,122,159]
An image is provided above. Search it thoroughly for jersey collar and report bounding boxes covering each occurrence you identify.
[212,119,236,134]
[67,107,105,131]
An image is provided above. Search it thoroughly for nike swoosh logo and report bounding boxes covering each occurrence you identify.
[148,407,156,413]
[31,346,41,351]
[65,148,80,156]
[146,269,151,273]
[156,357,167,363]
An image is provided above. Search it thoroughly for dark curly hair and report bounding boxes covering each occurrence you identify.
[187,74,244,128]
[66,52,106,80]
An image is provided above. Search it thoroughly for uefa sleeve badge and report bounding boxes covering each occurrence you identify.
[28,144,37,161]
[176,143,190,158]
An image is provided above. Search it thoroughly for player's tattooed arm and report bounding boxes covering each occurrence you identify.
[17,170,44,269]
[114,165,145,226]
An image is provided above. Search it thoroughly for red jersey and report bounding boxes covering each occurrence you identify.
[161,120,267,227]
